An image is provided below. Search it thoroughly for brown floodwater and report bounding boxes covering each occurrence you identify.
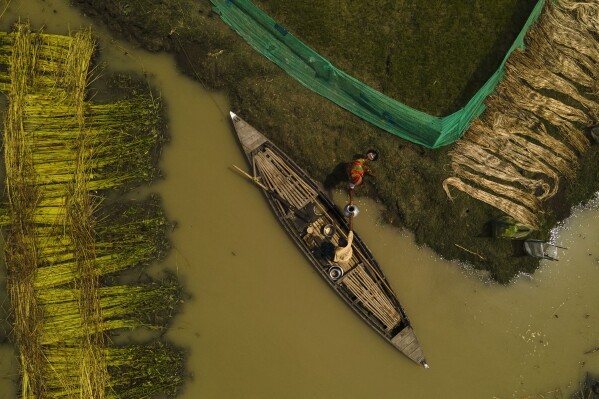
[1,1,598,398]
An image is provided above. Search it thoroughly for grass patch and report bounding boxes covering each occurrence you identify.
[71,0,599,283]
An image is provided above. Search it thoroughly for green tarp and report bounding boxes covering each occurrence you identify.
[211,0,546,148]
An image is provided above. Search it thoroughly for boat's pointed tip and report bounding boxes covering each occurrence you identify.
[423,362,430,369]
[229,111,237,119]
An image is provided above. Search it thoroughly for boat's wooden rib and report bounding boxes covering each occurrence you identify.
[230,111,428,368]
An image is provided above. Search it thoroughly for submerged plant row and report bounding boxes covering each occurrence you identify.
[0,23,184,398]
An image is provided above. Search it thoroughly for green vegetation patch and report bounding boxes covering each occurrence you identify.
[256,0,539,115]
[0,23,184,397]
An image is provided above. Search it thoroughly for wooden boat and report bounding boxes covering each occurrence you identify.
[230,111,428,368]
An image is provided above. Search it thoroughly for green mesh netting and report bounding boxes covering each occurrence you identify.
[211,0,545,148]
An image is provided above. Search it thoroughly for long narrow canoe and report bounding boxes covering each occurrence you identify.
[230,111,428,368]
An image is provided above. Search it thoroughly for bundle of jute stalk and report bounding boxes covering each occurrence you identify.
[1,22,183,398]
[557,0,599,35]
[3,22,47,398]
[23,95,165,195]
[37,281,180,345]
[41,342,184,399]
[34,197,171,289]
[444,0,599,229]
[506,49,599,120]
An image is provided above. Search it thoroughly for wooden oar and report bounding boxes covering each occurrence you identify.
[233,164,268,190]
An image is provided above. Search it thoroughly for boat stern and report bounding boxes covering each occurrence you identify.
[391,326,428,368]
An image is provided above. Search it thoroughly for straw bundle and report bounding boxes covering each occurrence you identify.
[526,25,597,92]
[483,97,580,174]
[506,49,599,119]
[451,140,552,198]
[557,0,599,34]
[452,164,542,213]
[3,22,47,398]
[443,0,598,228]
[541,1,599,65]
[464,120,561,191]
[443,177,540,227]
[486,108,579,167]
[498,74,592,152]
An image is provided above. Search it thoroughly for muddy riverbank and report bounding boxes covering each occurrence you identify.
[71,0,599,282]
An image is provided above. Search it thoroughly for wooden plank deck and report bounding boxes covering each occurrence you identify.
[341,264,401,331]
[254,148,317,210]
[391,326,427,366]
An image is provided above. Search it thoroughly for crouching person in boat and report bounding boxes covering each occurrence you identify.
[334,231,354,267]
[347,149,379,202]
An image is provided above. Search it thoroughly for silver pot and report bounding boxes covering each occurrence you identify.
[343,203,359,218]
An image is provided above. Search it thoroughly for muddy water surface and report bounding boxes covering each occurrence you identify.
[1,1,598,398]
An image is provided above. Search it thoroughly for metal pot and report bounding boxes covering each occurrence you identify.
[343,203,359,218]
[328,265,344,281]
